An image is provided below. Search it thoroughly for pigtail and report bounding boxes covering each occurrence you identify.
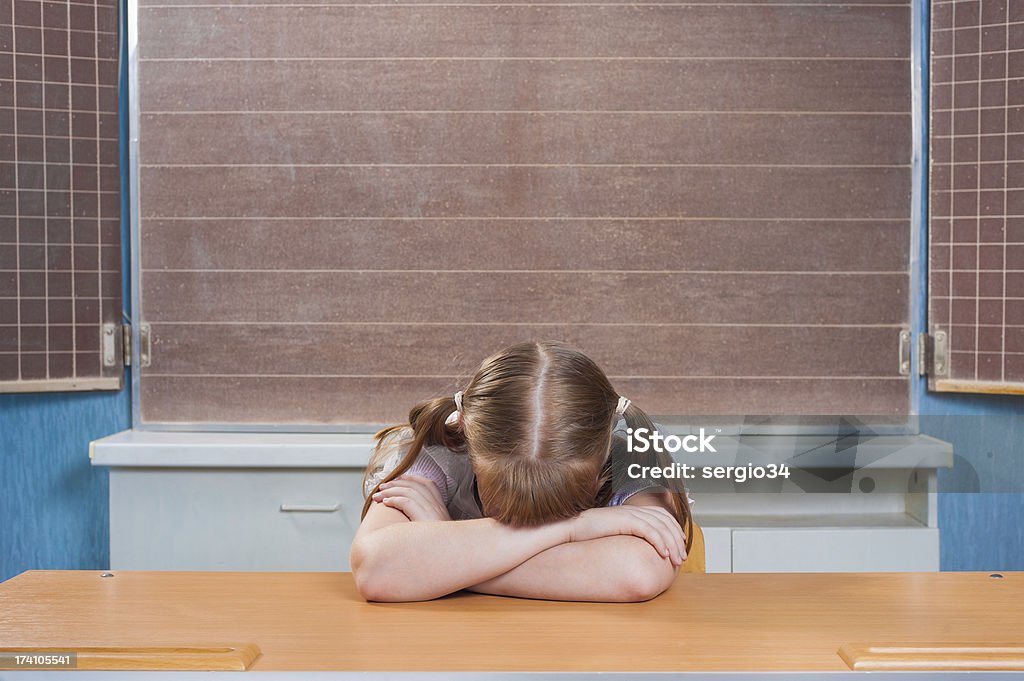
[359,394,467,519]
[607,401,695,555]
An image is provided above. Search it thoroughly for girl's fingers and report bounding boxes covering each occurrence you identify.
[380,495,412,518]
[373,485,426,512]
[377,482,424,501]
[624,513,671,560]
[636,507,685,557]
[386,482,432,507]
[373,485,413,500]
[397,475,446,507]
[639,516,679,566]
[641,508,686,563]
[374,479,448,522]
[631,508,685,565]
[382,476,444,509]
[379,494,409,511]
[380,495,423,520]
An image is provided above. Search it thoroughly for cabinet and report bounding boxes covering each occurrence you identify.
[109,469,361,571]
[91,430,951,573]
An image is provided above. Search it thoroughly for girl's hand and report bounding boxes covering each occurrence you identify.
[567,506,686,566]
[371,474,452,522]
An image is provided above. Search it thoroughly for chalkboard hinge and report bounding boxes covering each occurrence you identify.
[917,330,949,378]
[103,323,119,367]
[122,323,152,368]
[122,323,132,367]
[898,328,912,376]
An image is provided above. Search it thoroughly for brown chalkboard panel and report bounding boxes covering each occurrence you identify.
[0,0,123,392]
[929,0,1024,394]
[133,0,913,425]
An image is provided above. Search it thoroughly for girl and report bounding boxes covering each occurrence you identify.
[350,341,695,602]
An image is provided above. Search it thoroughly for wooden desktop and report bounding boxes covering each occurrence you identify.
[0,570,1022,673]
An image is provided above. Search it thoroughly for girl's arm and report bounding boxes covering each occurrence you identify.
[351,479,684,602]
[350,500,570,602]
[466,535,677,602]
[465,493,682,602]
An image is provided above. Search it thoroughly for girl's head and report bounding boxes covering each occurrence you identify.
[363,341,692,549]
[459,341,621,525]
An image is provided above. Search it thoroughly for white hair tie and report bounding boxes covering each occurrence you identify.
[615,396,631,415]
[444,390,464,426]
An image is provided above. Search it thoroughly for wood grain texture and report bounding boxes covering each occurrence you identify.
[0,644,261,671]
[932,381,1024,396]
[138,375,910,424]
[139,166,911,219]
[140,271,908,324]
[838,642,1024,671]
[684,523,705,574]
[138,5,910,60]
[0,571,1021,671]
[139,113,911,166]
[144,323,904,378]
[139,219,910,272]
[140,59,910,113]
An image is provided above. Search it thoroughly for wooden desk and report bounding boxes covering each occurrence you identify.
[0,570,1022,672]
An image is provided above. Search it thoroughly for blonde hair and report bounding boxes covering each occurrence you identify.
[361,341,693,553]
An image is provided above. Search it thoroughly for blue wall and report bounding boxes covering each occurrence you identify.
[0,391,129,582]
[922,396,1024,571]
[913,0,1024,572]
[0,0,133,583]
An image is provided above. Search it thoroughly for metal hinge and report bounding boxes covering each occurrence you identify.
[917,330,949,377]
[102,323,119,367]
[119,323,152,368]
[122,324,132,366]
[139,323,152,368]
[898,328,912,376]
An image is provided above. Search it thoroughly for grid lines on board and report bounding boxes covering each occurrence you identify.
[0,0,122,390]
[134,0,914,425]
[929,0,1024,390]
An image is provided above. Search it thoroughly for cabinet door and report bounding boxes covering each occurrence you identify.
[731,528,939,572]
[700,527,733,573]
[110,469,364,571]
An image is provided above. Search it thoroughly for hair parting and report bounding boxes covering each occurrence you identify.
[360,341,694,554]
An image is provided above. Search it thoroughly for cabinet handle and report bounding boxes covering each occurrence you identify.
[279,503,342,513]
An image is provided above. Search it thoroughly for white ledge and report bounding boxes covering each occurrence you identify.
[90,430,378,468]
[89,429,953,469]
